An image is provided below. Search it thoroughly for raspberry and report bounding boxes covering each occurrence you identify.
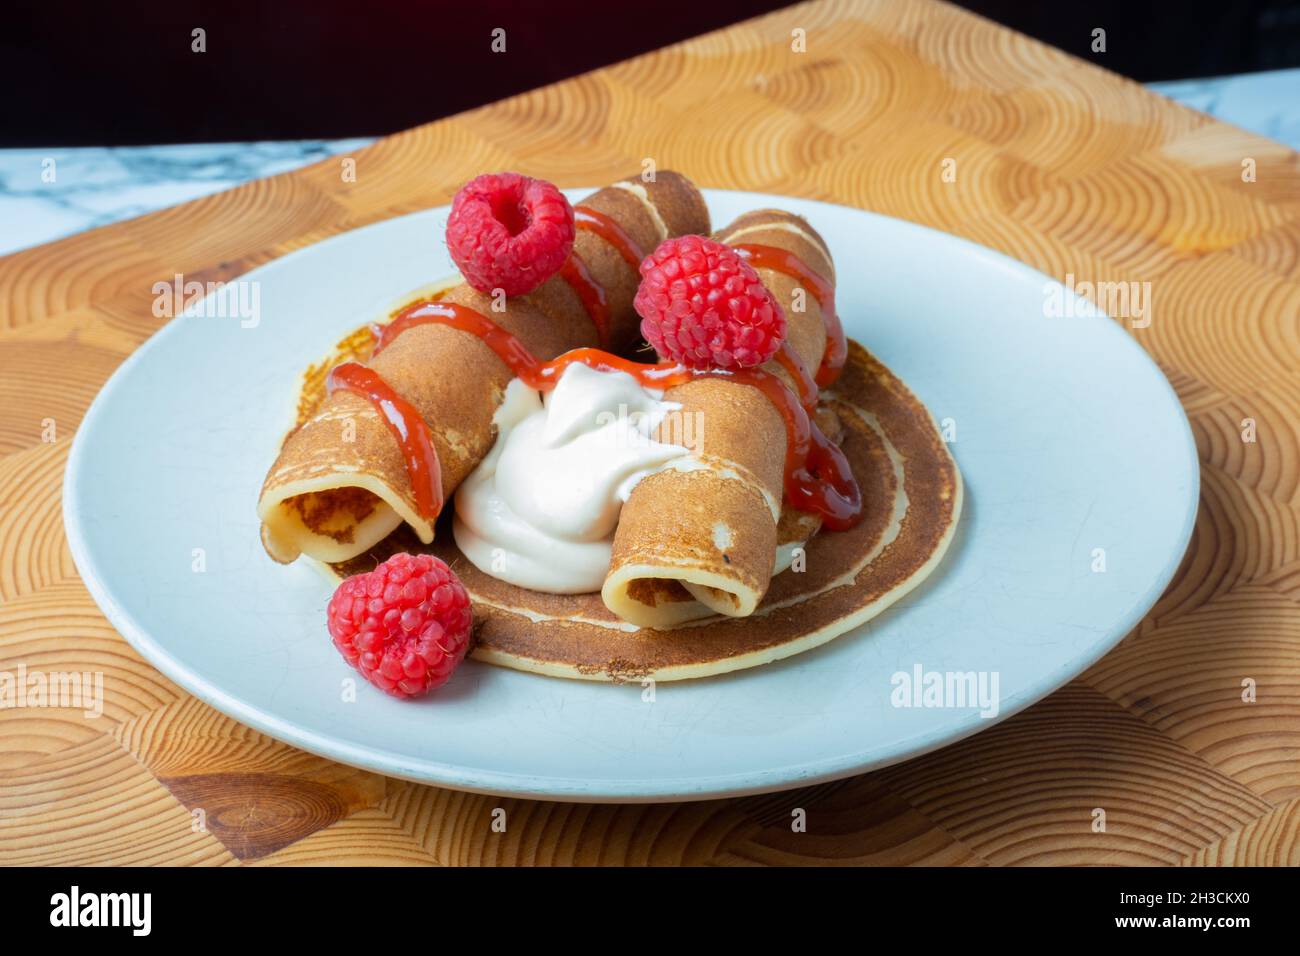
[445,172,575,296]
[634,235,787,369]
[326,553,473,698]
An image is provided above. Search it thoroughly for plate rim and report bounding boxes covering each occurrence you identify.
[62,189,1200,802]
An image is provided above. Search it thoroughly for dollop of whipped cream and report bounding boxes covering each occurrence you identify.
[453,363,689,593]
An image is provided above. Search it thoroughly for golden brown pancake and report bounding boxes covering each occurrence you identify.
[325,339,962,681]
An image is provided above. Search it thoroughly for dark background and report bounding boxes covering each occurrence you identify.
[4,0,1298,146]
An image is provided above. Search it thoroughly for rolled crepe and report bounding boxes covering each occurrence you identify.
[602,209,838,628]
[259,172,710,563]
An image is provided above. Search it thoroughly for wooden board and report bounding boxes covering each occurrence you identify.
[2,0,1298,866]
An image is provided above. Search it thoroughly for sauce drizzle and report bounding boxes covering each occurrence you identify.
[773,341,819,414]
[733,242,845,387]
[374,300,862,530]
[556,253,610,349]
[574,204,645,268]
[326,362,444,521]
[553,205,646,348]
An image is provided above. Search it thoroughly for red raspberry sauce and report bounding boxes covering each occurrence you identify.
[552,205,645,348]
[733,243,845,387]
[557,254,610,349]
[574,204,645,268]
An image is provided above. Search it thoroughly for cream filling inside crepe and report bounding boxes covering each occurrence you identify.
[453,365,689,594]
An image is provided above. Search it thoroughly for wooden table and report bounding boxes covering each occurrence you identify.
[2,0,1297,866]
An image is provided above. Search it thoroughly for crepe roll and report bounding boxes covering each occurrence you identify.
[258,171,710,564]
[602,209,837,628]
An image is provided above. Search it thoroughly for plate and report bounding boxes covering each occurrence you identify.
[64,190,1197,801]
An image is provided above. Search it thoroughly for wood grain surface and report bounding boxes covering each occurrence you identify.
[2,0,1298,866]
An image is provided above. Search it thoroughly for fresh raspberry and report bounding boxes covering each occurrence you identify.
[634,235,786,369]
[326,553,473,698]
[445,172,575,296]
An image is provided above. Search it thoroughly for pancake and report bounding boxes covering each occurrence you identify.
[325,339,962,682]
[602,209,839,628]
[258,171,710,565]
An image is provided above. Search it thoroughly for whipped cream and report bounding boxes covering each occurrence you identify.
[453,364,689,593]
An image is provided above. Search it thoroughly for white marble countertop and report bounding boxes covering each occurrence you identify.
[1,70,1296,258]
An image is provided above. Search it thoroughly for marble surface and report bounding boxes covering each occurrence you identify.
[1149,67,1300,151]
[0,69,1296,258]
[0,140,372,257]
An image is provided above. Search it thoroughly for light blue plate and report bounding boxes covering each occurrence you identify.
[64,190,1197,801]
